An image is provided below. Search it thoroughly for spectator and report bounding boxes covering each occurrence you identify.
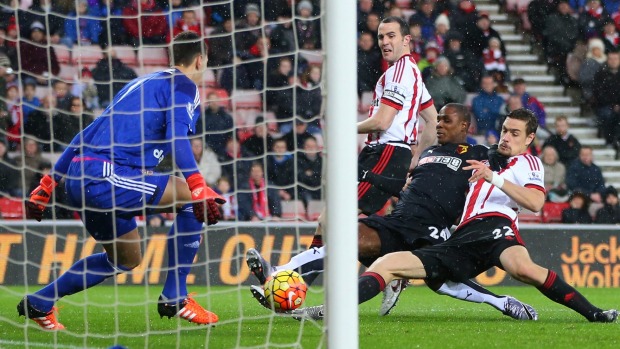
[207,18,234,68]
[484,129,499,146]
[242,116,275,158]
[165,0,185,28]
[296,0,321,49]
[0,24,18,72]
[578,38,606,104]
[172,9,201,37]
[543,115,582,165]
[296,136,322,206]
[62,0,102,48]
[0,139,20,197]
[417,42,441,75]
[21,80,41,121]
[235,3,262,52]
[540,145,568,201]
[283,119,314,151]
[464,12,506,58]
[4,83,22,150]
[471,75,505,135]
[52,96,94,151]
[237,162,282,221]
[122,0,168,46]
[357,0,374,33]
[512,78,547,128]
[266,57,295,132]
[18,0,65,45]
[443,32,484,92]
[146,214,166,227]
[562,191,594,223]
[52,79,73,111]
[409,0,438,41]
[594,186,620,223]
[215,177,237,221]
[363,12,381,45]
[71,67,99,110]
[450,0,479,38]
[357,31,382,96]
[297,65,323,133]
[408,21,426,61]
[266,138,295,201]
[264,0,291,21]
[601,20,619,53]
[19,21,60,85]
[482,37,507,77]
[218,137,251,188]
[190,137,222,187]
[527,0,560,43]
[566,146,606,203]
[198,92,234,158]
[592,50,620,147]
[270,15,296,54]
[94,0,127,48]
[16,137,45,192]
[92,48,138,108]
[542,1,579,80]
[425,57,467,110]
[577,0,610,40]
[23,94,56,151]
[433,13,450,54]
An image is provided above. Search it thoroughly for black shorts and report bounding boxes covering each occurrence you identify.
[358,143,411,215]
[412,216,524,283]
[359,214,448,266]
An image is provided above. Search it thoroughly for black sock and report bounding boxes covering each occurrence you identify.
[298,258,323,286]
[309,235,323,249]
[537,270,602,321]
[358,272,386,304]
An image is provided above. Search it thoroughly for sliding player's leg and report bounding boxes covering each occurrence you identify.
[156,176,219,324]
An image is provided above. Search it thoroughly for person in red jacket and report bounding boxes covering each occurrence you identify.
[173,10,201,38]
[122,0,168,47]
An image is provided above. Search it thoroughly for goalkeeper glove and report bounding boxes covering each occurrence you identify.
[186,173,226,225]
[487,144,509,172]
[25,174,58,222]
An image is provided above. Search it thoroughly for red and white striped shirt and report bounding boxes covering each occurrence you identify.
[459,153,546,226]
[366,54,433,149]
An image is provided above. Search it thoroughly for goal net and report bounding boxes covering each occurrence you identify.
[0,0,362,348]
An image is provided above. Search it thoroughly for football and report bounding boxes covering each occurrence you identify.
[263,270,307,312]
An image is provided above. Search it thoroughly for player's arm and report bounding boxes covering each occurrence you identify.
[26,134,81,221]
[359,167,407,197]
[464,160,545,212]
[410,104,438,171]
[357,102,398,134]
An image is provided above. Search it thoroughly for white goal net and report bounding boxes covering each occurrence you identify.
[0,0,362,348]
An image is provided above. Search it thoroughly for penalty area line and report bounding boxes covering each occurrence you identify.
[0,339,104,349]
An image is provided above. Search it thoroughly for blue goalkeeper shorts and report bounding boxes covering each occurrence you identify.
[65,156,169,241]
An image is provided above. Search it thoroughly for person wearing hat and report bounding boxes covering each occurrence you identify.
[433,13,450,53]
[235,3,262,51]
[296,0,321,49]
[579,37,607,103]
[594,186,620,223]
[19,21,60,85]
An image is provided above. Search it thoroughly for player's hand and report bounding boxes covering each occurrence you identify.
[487,144,509,171]
[25,175,58,222]
[463,160,493,183]
[187,173,226,225]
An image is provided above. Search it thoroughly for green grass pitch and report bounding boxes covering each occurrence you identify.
[0,285,617,348]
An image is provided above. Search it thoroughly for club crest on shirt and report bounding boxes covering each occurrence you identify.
[456,145,469,154]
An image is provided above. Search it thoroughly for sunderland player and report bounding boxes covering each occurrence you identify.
[17,32,224,330]
[247,16,438,303]
[305,109,617,323]
[249,104,537,321]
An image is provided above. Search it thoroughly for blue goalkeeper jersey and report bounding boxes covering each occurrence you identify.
[66,68,200,170]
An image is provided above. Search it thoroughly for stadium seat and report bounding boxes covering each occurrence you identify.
[281,200,306,221]
[138,47,169,66]
[234,109,262,127]
[542,202,570,223]
[518,209,543,223]
[72,45,104,66]
[111,46,137,66]
[299,50,323,65]
[52,44,71,64]
[306,200,324,221]
[58,64,77,82]
[0,197,24,219]
[231,89,262,109]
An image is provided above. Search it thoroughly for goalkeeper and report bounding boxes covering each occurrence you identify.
[17,31,224,330]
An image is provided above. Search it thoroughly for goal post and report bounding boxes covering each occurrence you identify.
[324,0,359,348]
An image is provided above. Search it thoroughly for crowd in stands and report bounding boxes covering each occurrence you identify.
[0,0,618,224]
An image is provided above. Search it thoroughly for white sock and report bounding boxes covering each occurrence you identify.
[436,281,507,311]
[276,246,325,273]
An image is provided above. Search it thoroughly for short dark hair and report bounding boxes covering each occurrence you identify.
[506,108,538,135]
[381,16,409,37]
[512,78,526,85]
[443,103,471,125]
[171,31,204,67]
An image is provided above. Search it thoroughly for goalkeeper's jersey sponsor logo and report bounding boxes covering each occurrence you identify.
[418,155,462,171]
